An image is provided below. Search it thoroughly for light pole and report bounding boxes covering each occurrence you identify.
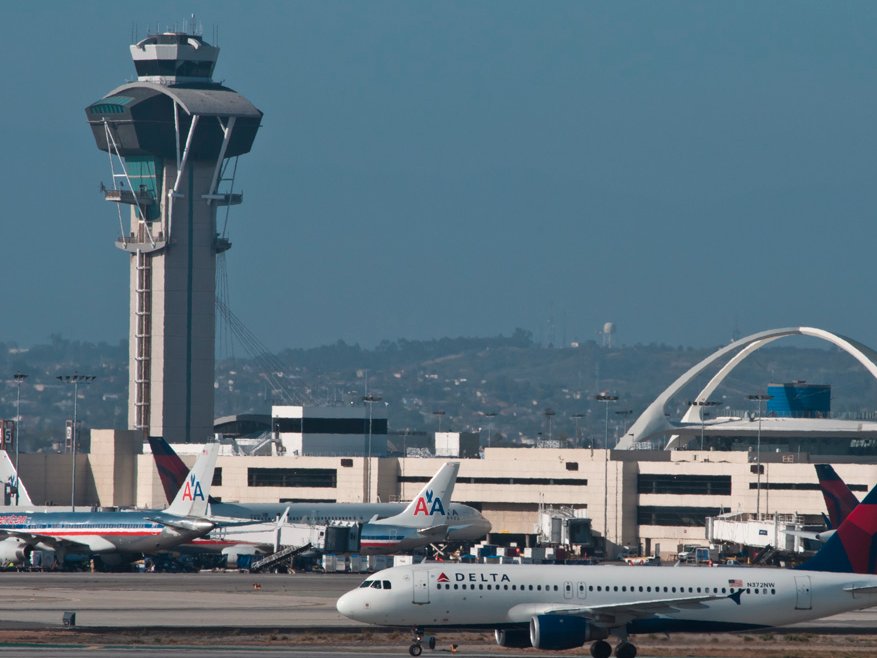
[687,400,720,450]
[57,373,96,511]
[595,393,618,552]
[363,394,382,503]
[571,413,585,448]
[543,408,556,443]
[432,410,445,433]
[12,373,27,505]
[747,393,773,520]
[482,411,496,448]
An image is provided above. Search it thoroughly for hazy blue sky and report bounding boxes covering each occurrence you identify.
[3,2,877,351]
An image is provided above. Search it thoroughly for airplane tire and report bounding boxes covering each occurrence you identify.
[427,636,436,650]
[591,639,612,658]
[615,641,637,658]
[409,643,423,656]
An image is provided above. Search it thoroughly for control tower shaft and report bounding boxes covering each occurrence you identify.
[85,32,262,442]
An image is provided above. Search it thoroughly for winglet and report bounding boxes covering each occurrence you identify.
[164,443,220,518]
[728,589,743,606]
[372,462,460,529]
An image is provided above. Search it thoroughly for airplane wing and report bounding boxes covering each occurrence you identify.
[843,585,877,595]
[417,524,450,537]
[145,514,214,534]
[0,529,94,553]
[506,591,741,626]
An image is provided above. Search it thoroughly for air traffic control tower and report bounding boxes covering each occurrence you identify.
[85,32,262,442]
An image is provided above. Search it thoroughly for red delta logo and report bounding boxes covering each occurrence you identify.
[413,489,446,516]
[437,572,450,583]
[181,474,205,502]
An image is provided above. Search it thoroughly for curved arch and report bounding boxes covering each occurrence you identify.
[615,327,877,449]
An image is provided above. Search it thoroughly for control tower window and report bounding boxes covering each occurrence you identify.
[134,60,215,79]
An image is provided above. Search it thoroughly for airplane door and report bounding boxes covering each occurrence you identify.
[576,581,588,600]
[563,581,573,600]
[413,569,430,604]
[794,576,812,610]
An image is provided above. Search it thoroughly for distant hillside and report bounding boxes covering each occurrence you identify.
[3,331,877,451]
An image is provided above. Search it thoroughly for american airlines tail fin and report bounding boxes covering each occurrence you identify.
[799,480,877,574]
[814,464,859,530]
[149,436,195,504]
[372,462,460,530]
[0,450,32,506]
[164,443,220,518]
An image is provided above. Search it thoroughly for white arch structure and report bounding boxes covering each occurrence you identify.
[615,327,877,450]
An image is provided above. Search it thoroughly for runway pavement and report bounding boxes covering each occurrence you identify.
[0,572,363,628]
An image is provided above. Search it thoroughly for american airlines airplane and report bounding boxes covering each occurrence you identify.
[149,438,491,553]
[337,481,877,658]
[0,443,220,568]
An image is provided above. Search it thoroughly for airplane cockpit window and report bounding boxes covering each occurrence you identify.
[370,581,382,589]
[359,580,373,588]
[382,580,392,589]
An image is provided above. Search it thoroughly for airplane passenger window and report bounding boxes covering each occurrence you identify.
[622,586,627,592]
[453,584,458,590]
[528,585,534,591]
[479,584,484,590]
[504,585,509,590]
[771,589,776,595]
[553,585,558,591]
[383,581,391,589]
[487,585,492,590]
[721,588,726,593]
[754,589,759,594]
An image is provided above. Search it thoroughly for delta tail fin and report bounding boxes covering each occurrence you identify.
[799,479,877,574]
[164,442,220,518]
[149,437,195,504]
[814,464,859,530]
[372,462,460,530]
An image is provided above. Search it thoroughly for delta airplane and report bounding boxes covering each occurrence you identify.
[337,481,877,658]
[0,443,220,568]
[149,438,490,553]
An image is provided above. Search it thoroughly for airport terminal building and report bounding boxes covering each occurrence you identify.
[12,327,877,561]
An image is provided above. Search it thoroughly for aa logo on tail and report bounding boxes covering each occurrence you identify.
[413,488,446,516]
[181,473,205,502]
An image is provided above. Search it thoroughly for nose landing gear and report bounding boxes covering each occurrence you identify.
[408,628,438,656]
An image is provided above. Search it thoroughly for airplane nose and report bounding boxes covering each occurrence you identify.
[336,591,356,619]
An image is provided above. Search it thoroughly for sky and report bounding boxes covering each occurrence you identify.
[3,1,877,352]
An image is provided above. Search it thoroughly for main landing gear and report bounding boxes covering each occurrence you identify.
[589,639,637,658]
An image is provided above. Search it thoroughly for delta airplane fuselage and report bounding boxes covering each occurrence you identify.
[337,563,877,633]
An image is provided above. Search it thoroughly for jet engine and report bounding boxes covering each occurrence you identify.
[494,628,532,648]
[529,614,608,651]
[0,538,32,565]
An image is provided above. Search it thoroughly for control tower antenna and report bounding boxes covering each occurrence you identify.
[85,29,263,442]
